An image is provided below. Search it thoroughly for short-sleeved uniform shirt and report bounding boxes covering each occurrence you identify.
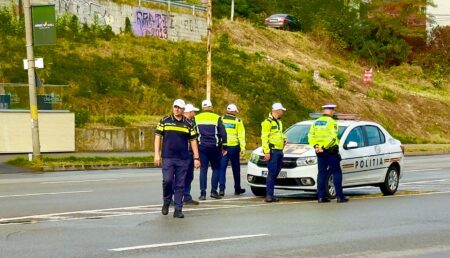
[155,115,198,160]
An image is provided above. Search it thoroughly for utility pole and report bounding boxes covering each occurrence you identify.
[23,0,41,160]
[206,0,212,100]
[230,0,234,21]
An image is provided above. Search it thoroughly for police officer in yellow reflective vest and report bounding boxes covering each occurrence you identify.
[195,99,227,200]
[261,103,287,203]
[154,99,201,218]
[219,104,246,196]
[308,102,348,203]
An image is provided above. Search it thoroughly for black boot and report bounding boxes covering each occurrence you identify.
[173,210,184,218]
[161,204,169,215]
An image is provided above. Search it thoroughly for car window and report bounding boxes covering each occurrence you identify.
[285,124,347,144]
[364,125,385,146]
[344,126,365,148]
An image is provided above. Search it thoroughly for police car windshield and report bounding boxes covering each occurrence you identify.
[285,124,347,144]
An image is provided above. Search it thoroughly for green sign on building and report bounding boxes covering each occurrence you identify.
[31,5,56,46]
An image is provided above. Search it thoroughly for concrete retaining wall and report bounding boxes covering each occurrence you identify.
[75,126,156,152]
[0,0,206,41]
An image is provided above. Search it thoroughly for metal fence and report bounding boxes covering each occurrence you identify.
[139,0,206,15]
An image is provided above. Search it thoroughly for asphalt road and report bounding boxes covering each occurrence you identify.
[0,155,449,257]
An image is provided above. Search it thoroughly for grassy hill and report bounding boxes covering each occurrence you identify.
[0,13,449,148]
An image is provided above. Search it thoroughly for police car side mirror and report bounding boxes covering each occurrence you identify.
[345,141,358,149]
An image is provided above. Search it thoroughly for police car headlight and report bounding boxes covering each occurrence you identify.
[249,153,260,164]
[296,156,317,166]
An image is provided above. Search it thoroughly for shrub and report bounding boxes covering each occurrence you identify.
[74,110,91,128]
[109,115,129,127]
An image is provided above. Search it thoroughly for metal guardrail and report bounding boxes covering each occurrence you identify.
[139,0,206,15]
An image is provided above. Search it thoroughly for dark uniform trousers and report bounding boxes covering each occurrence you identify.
[219,145,241,192]
[162,158,189,210]
[316,150,345,200]
[266,149,283,197]
[183,155,194,201]
[199,145,222,196]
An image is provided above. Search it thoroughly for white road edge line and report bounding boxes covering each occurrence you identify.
[109,234,270,252]
[3,191,450,225]
[40,179,117,184]
[406,168,442,172]
[0,190,93,199]
[401,179,450,185]
[0,196,251,222]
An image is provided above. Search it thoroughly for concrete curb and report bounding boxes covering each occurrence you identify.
[41,162,154,172]
[40,161,250,172]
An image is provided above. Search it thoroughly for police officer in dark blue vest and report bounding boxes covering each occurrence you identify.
[154,99,201,218]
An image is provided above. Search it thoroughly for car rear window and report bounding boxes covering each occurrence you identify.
[364,125,386,146]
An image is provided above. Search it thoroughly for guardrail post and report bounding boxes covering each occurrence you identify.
[192,5,195,15]
[168,0,170,12]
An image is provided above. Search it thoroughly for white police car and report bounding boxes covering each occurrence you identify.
[247,114,404,198]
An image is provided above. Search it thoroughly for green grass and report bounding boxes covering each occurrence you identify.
[0,11,449,146]
[7,156,153,170]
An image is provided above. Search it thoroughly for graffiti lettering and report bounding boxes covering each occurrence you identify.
[56,0,113,26]
[134,10,170,39]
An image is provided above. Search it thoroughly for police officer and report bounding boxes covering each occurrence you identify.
[261,103,287,203]
[195,99,227,200]
[218,104,246,196]
[182,103,200,205]
[308,102,349,203]
[154,99,201,218]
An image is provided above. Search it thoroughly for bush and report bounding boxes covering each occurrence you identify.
[74,110,91,128]
[109,115,129,127]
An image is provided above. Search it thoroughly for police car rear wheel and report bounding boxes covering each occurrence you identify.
[326,174,337,199]
[380,166,399,196]
[251,186,266,197]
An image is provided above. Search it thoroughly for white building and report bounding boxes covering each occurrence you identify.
[427,0,450,29]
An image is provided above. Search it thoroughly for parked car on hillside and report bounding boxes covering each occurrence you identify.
[264,14,301,31]
[247,114,404,198]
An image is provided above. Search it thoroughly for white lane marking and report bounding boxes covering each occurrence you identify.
[40,179,118,184]
[109,234,270,252]
[401,179,450,185]
[406,168,443,172]
[0,190,93,199]
[3,190,450,225]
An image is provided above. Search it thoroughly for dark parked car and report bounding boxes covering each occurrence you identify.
[264,14,301,31]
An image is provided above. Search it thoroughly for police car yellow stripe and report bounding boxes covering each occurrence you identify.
[164,126,189,133]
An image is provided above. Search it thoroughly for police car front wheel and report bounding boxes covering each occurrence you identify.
[380,166,400,196]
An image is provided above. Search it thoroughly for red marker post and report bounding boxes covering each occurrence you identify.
[363,68,373,84]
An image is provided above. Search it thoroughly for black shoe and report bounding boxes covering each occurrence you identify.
[173,210,184,218]
[337,197,349,203]
[219,190,225,196]
[184,199,199,205]
[318,198,331,203]
[161,204,169,215]
[198,195,206,201]
[210,191,222,199]
[234,188,246,195]
[265,196,280,203]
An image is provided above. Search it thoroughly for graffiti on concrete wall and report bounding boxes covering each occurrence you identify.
[56,0,114,26]
[133,9,170,39]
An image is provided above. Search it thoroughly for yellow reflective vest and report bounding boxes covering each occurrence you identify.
[222,114,246,151]
[261,113,287,154]
[308,114,339,149]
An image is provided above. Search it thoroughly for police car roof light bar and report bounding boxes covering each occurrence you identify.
[308,112,360,121]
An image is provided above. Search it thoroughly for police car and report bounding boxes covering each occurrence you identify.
[247,114,404,198]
